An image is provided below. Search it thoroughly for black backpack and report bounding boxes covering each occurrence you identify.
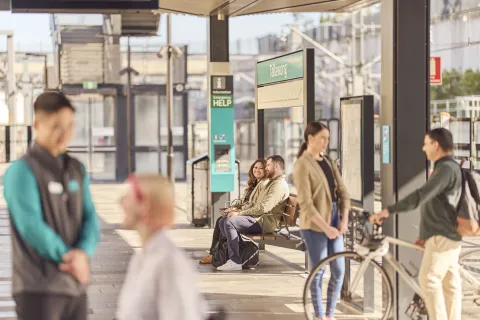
[211,234,260,269]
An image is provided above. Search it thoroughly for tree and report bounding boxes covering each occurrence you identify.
[462,69,480,96]
[430,69,480,100]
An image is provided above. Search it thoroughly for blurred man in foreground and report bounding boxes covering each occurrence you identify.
[116,174,206,320]
[4,91,100,320]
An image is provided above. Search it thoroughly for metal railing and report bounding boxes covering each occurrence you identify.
[0,125,33,177]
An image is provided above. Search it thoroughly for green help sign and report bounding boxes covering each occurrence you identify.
[211,94,233,108]
[257,50,304,86]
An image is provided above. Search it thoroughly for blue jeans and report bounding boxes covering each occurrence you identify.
[301,203,345,318]
[218,216,262,264]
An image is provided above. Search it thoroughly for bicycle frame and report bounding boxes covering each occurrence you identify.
[349,236,426,301]
[349,235,480,304]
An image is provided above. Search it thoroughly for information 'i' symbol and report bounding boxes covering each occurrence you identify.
[216,77,222,89]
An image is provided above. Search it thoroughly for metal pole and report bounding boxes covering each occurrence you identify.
[88,97,93,177]
[7,34,17,160]
[126,36,132,174]
[44,55,48,89]
[166,14,175,183]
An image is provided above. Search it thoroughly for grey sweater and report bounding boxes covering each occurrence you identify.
[387,156,462,242]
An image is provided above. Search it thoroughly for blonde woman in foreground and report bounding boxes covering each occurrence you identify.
[116,174,206,320]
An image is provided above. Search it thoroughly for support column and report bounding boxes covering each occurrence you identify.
[208,15,233,228]
[115,90,129,181]
[7,34,17,159]
[380,0,430,319]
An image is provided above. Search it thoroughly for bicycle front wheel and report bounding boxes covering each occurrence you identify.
[303,251,393,320]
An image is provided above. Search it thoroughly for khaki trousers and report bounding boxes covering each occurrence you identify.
[418,235,462,320]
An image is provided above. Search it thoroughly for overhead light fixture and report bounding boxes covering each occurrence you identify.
[156,45,183,59]
[218,12,225,20]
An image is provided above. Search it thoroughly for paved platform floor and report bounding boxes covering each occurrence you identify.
[0,183,478,319]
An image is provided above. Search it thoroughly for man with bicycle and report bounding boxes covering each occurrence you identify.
[371,128,462,320]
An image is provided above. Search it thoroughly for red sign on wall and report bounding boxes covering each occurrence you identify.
[430,57,442,85]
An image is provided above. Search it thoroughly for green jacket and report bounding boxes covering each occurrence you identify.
[240,175,289,233]
[387,156,462,242]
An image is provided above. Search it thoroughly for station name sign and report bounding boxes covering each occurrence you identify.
[257,51,304,86]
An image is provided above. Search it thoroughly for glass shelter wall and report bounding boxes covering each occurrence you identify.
[68,94,116,181]
[429,1,480,170]
[132,89,187,180]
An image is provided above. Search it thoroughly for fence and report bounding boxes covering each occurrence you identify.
[0,125,33,176]
[431,114,480,170]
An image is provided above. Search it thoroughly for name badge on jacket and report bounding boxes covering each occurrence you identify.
[48,181,64,194]
[68,180,80,192]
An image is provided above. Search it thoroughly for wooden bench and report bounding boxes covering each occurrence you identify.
[243,194,309,271]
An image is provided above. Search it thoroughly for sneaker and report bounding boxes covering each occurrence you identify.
[216,260,242,271]
[199,255,212,264]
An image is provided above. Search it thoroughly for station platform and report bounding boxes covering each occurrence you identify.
[0,183,478,320]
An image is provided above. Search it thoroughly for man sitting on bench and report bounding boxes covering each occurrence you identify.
[216,155,290,271]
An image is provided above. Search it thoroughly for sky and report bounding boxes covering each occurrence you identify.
[0,11,322,52]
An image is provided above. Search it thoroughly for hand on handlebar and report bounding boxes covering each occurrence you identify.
[368,209,390,225]
[414,238,425,248]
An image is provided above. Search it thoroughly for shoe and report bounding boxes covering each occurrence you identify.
[216,260,242,271]
[199,255,212,264]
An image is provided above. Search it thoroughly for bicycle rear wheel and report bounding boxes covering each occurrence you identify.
[459,248,480,306]
[303,251,393,320]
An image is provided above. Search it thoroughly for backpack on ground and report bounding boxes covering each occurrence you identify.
[239,235,260,268]
[211,234,260,269]
[456,161,480,236]
[211,236,229,268]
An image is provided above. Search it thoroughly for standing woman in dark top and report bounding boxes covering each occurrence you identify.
[199,159,267,264]
[293,122,350,320]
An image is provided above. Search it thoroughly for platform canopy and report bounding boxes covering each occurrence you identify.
[157,0,379,16]
[6,0,378,16]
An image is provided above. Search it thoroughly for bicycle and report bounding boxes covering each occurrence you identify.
[302,209,480,320]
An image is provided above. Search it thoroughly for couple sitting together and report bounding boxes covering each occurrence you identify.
[199,155,290,271]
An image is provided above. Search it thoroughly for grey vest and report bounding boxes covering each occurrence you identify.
[10,143,86,296]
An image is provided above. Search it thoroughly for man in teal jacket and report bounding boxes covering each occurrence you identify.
[3,91,100,320]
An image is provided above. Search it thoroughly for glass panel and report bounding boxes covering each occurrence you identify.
[135,152,159,173]
[263,108,299,184]
[69,97,89,146]
[160,151,185,179]
[160,95,184,146]
[70,152,89,172]
[91,153,116,180]
[235,120,256,174]
[67,152,115,180]
[68,96,116,147]
[91,97,115,146]
[135,94,159,147]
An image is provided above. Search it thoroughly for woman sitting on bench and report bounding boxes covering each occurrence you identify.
[199,158,268,264]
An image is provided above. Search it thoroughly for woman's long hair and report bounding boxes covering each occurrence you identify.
[247,159,267,188]
[297,121,330,158]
